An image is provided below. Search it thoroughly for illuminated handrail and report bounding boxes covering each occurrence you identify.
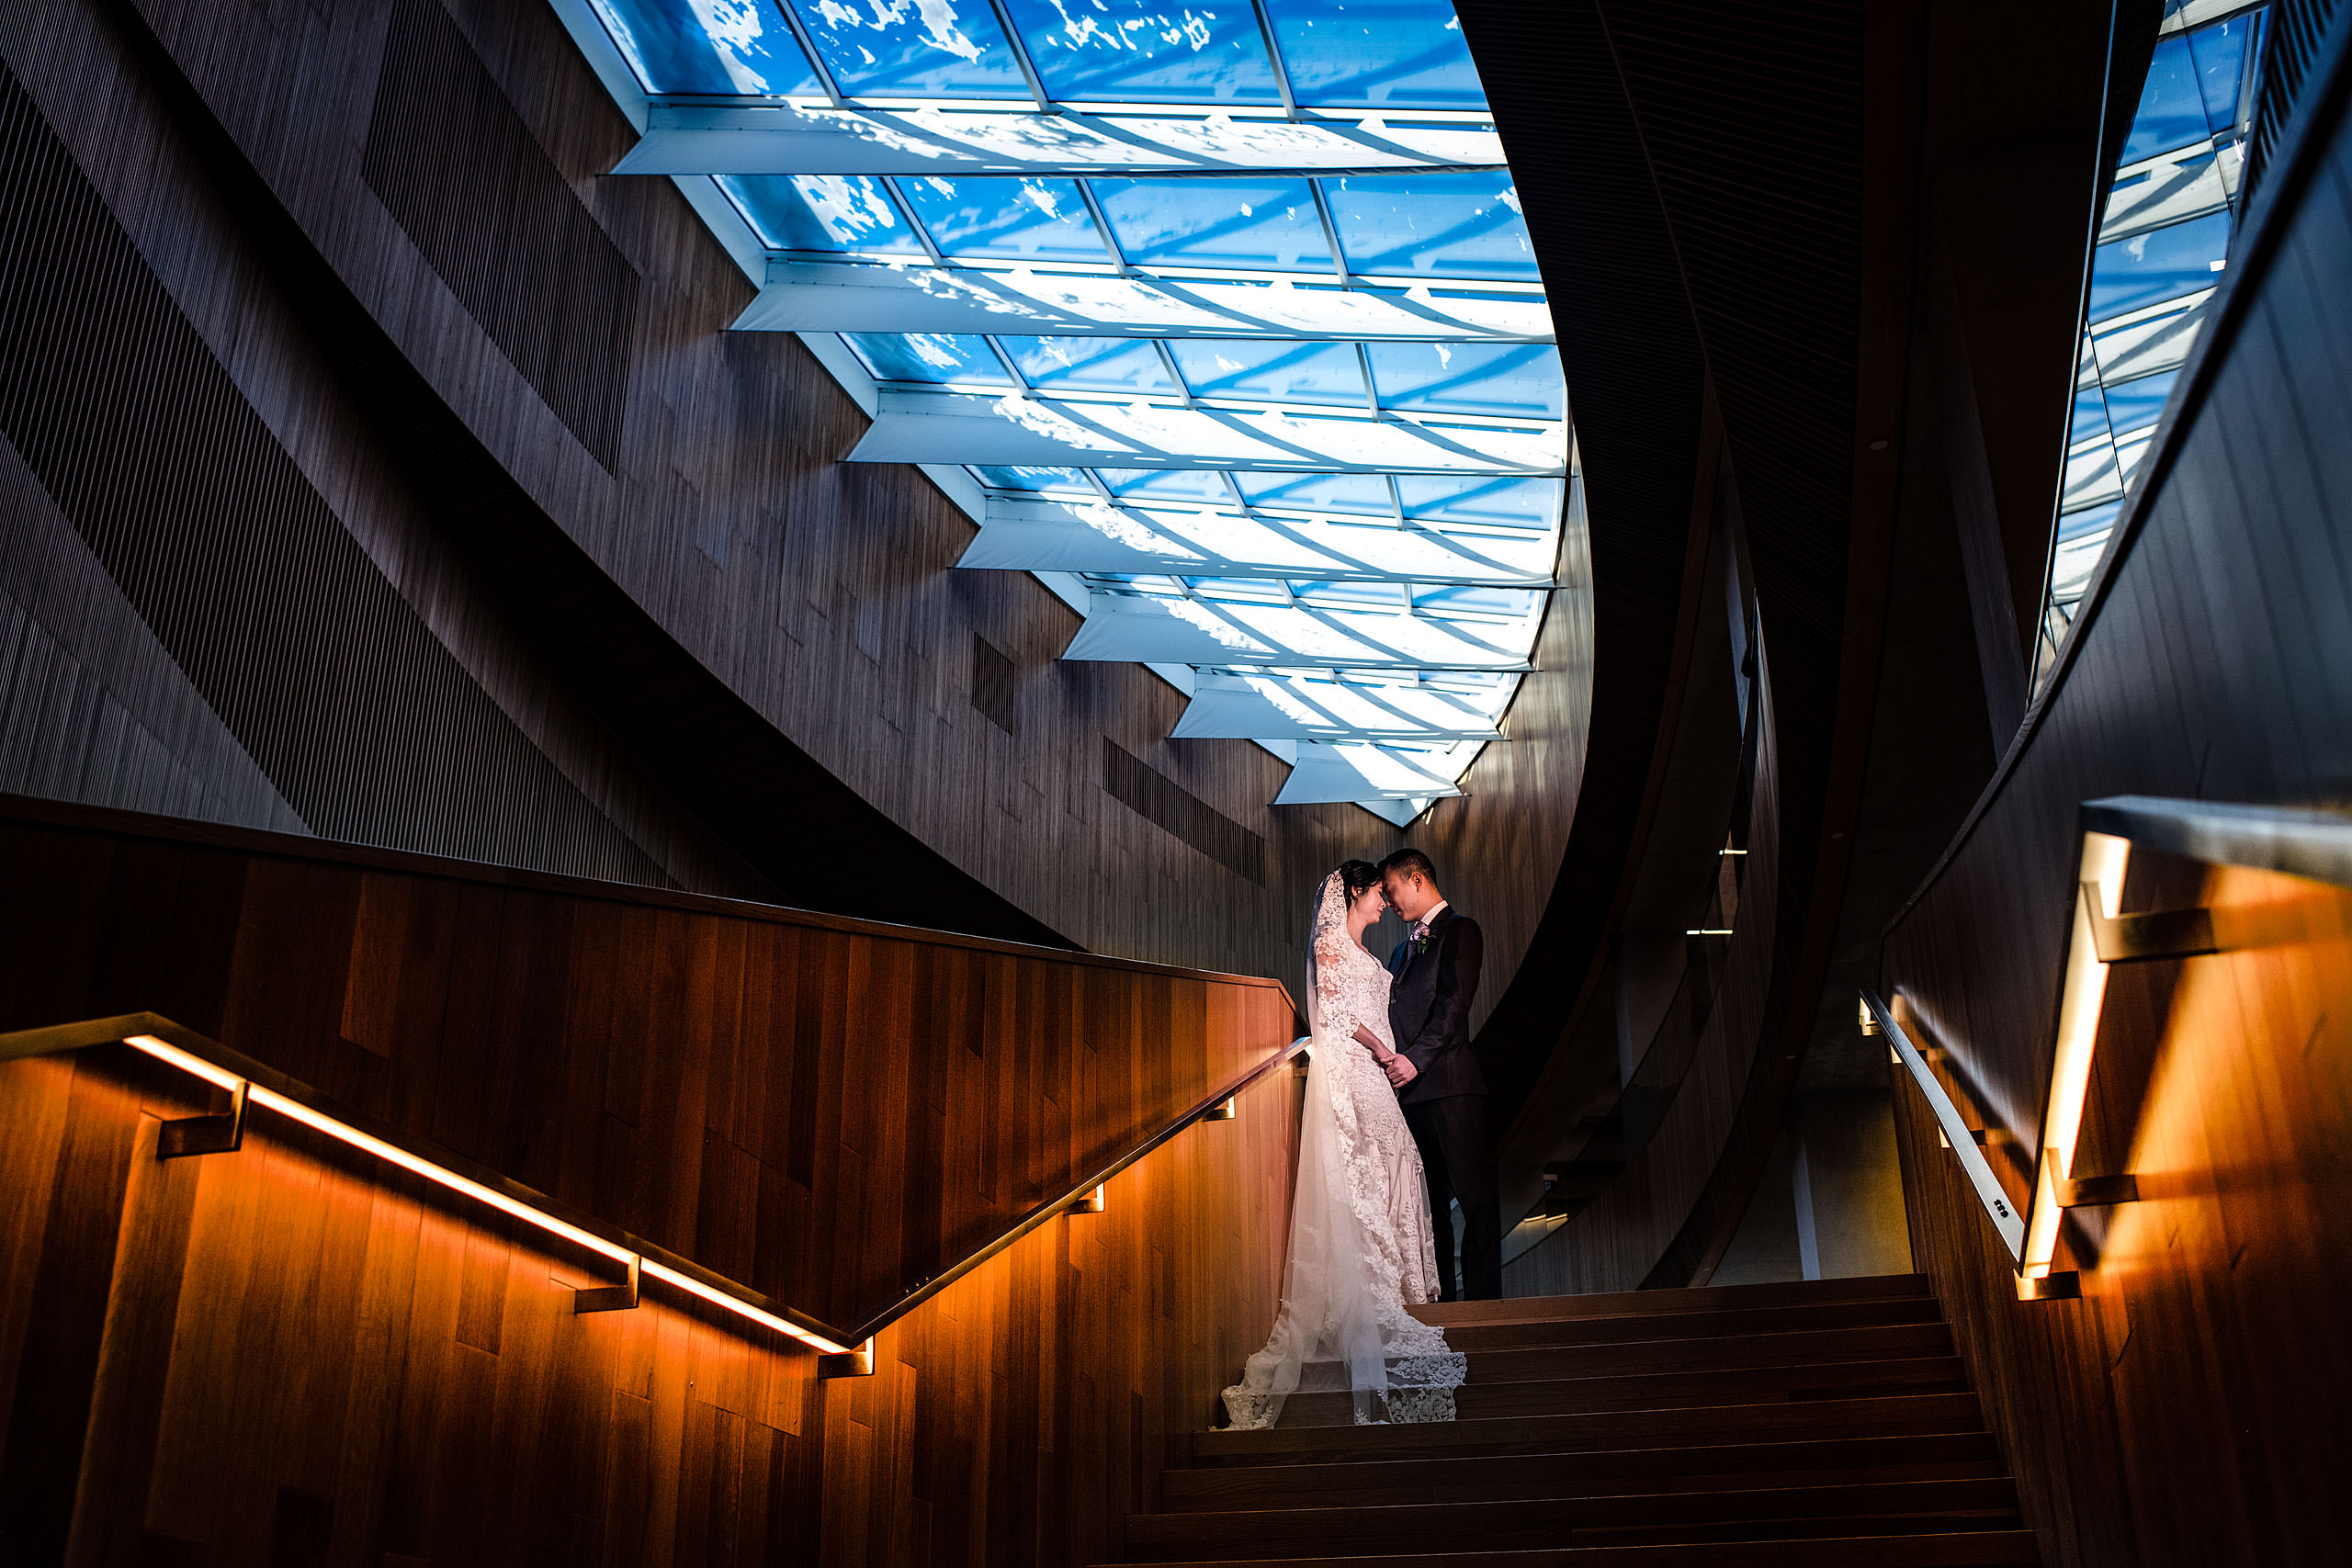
[0,1011,1308,1374]
[1874,795,2352,1301]
[1861,987,2024,1261]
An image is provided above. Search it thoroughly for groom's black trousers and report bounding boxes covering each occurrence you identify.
[1404,1093,1502,1301]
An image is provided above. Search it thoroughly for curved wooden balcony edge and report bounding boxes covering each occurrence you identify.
[0,793,1295,992]
[0,1010,1310,1367]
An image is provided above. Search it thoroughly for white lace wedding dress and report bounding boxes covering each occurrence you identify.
[1219,873,1467,1429]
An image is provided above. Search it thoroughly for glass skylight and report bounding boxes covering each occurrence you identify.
[562,0,1570,819]
[2033,3,2263,691]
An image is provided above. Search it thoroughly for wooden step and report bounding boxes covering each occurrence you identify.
[1195,1393,1983,1467]
[1094,1529,2041,1567]
[1456,1322,1954,1383]
[1160,1431,2006,1514]
[1413,1275,1932,1329]
[1272,1357,1970,1427]
[1432,1298,1945,1354]
[1126,1476,2021,1561]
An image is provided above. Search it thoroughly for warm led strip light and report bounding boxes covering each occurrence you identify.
[123,1034,856,1357]
[2019,830,2131,1283]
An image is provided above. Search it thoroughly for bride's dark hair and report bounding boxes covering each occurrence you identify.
[1339,859,1383,905]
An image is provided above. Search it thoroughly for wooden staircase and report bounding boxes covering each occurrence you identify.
[1113,1275,2037,1567]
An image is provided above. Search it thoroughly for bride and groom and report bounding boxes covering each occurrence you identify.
[1221,849,1501,1429]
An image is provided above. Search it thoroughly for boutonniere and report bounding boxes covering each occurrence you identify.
[1410,928,1432,954]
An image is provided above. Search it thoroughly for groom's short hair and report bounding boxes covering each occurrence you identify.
[1381,848,1437,886]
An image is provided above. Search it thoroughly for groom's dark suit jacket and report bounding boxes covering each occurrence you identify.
[1387,906,1485,1102]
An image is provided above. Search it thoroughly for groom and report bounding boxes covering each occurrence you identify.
[1378,849,1500,1302]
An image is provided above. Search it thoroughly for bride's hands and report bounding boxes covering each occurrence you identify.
[1351,1025,1419,1086]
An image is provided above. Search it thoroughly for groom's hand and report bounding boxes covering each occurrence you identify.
[1385,1056,1418,1088]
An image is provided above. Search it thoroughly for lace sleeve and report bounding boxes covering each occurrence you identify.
[1312,929,1352,1037]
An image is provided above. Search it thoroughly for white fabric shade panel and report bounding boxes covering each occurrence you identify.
[849,392,1566,474]
[955,498,1555,584]
[1173,674,1506,740]
[733,263,1551,341]
[1061,592,1535,671]
[1272,741,1466,804]
[615,104,1506,178]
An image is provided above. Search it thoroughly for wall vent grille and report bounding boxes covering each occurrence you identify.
[1102,739,1264,884]
[970,635,1018,736]
[362,0,638,471]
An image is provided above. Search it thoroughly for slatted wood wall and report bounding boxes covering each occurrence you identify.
[1880,42,2352,1568]
[0,1026,1303,1566]
[0,798,1299,1336]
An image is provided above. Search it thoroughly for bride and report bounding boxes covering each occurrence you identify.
[1221,861,1467,1429]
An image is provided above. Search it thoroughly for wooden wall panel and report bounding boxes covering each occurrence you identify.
[0,2,772,901]
[0,1036,1302,1567]
[1880,46,2352,1568]
[0,797,1299,1337]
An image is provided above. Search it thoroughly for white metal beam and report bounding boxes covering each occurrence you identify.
[731,262,1550,341]
[614,102,1504,178]
[848,392,1566,475]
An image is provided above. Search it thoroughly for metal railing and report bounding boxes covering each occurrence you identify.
[0,1010,1308,1375]
[1871,795,2352,1300]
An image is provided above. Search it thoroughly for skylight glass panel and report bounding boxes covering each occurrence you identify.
[588,0,821,95]
[2124,17,2257,161]
[1234,472,1393,515]
[897,177,1113,263]
[1168,340,1368,406]
[1324,172,1536,280]
[2186,16,2256,133]
[1186,578,1293,604]
[848,332,1012,383]
[1091,178,1334,272]
[1001,336,1178,393]
[972,465,1092,491]
[1295,580,1409,611]
[785,0,1031,97]
[999,0,1283,104]
[1368,342,1564,418]
[1396,475,1560,527]
[2087,209,2231,319]
[1101,468,1231,501]
[2101,367,2178,435]
[1267,0,1487,110]
[719,175,922,252]
[1412,583,1540,619]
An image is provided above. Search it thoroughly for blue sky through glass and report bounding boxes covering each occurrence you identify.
[787,0,1029,96]
[899,177,1112,261]
[591,0,821,95]
[1094,178,1333,271]
[1325,172,1536,279]
[1267,0,1485,108]
[999,0,1283,103]
[719,174,922,251]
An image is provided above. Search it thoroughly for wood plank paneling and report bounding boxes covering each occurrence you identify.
[0,795,1297,1338]
[0,1015,1303,1567]
[1880,43,2352,1568]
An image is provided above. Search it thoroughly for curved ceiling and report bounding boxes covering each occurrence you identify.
[550,0,1572,822]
